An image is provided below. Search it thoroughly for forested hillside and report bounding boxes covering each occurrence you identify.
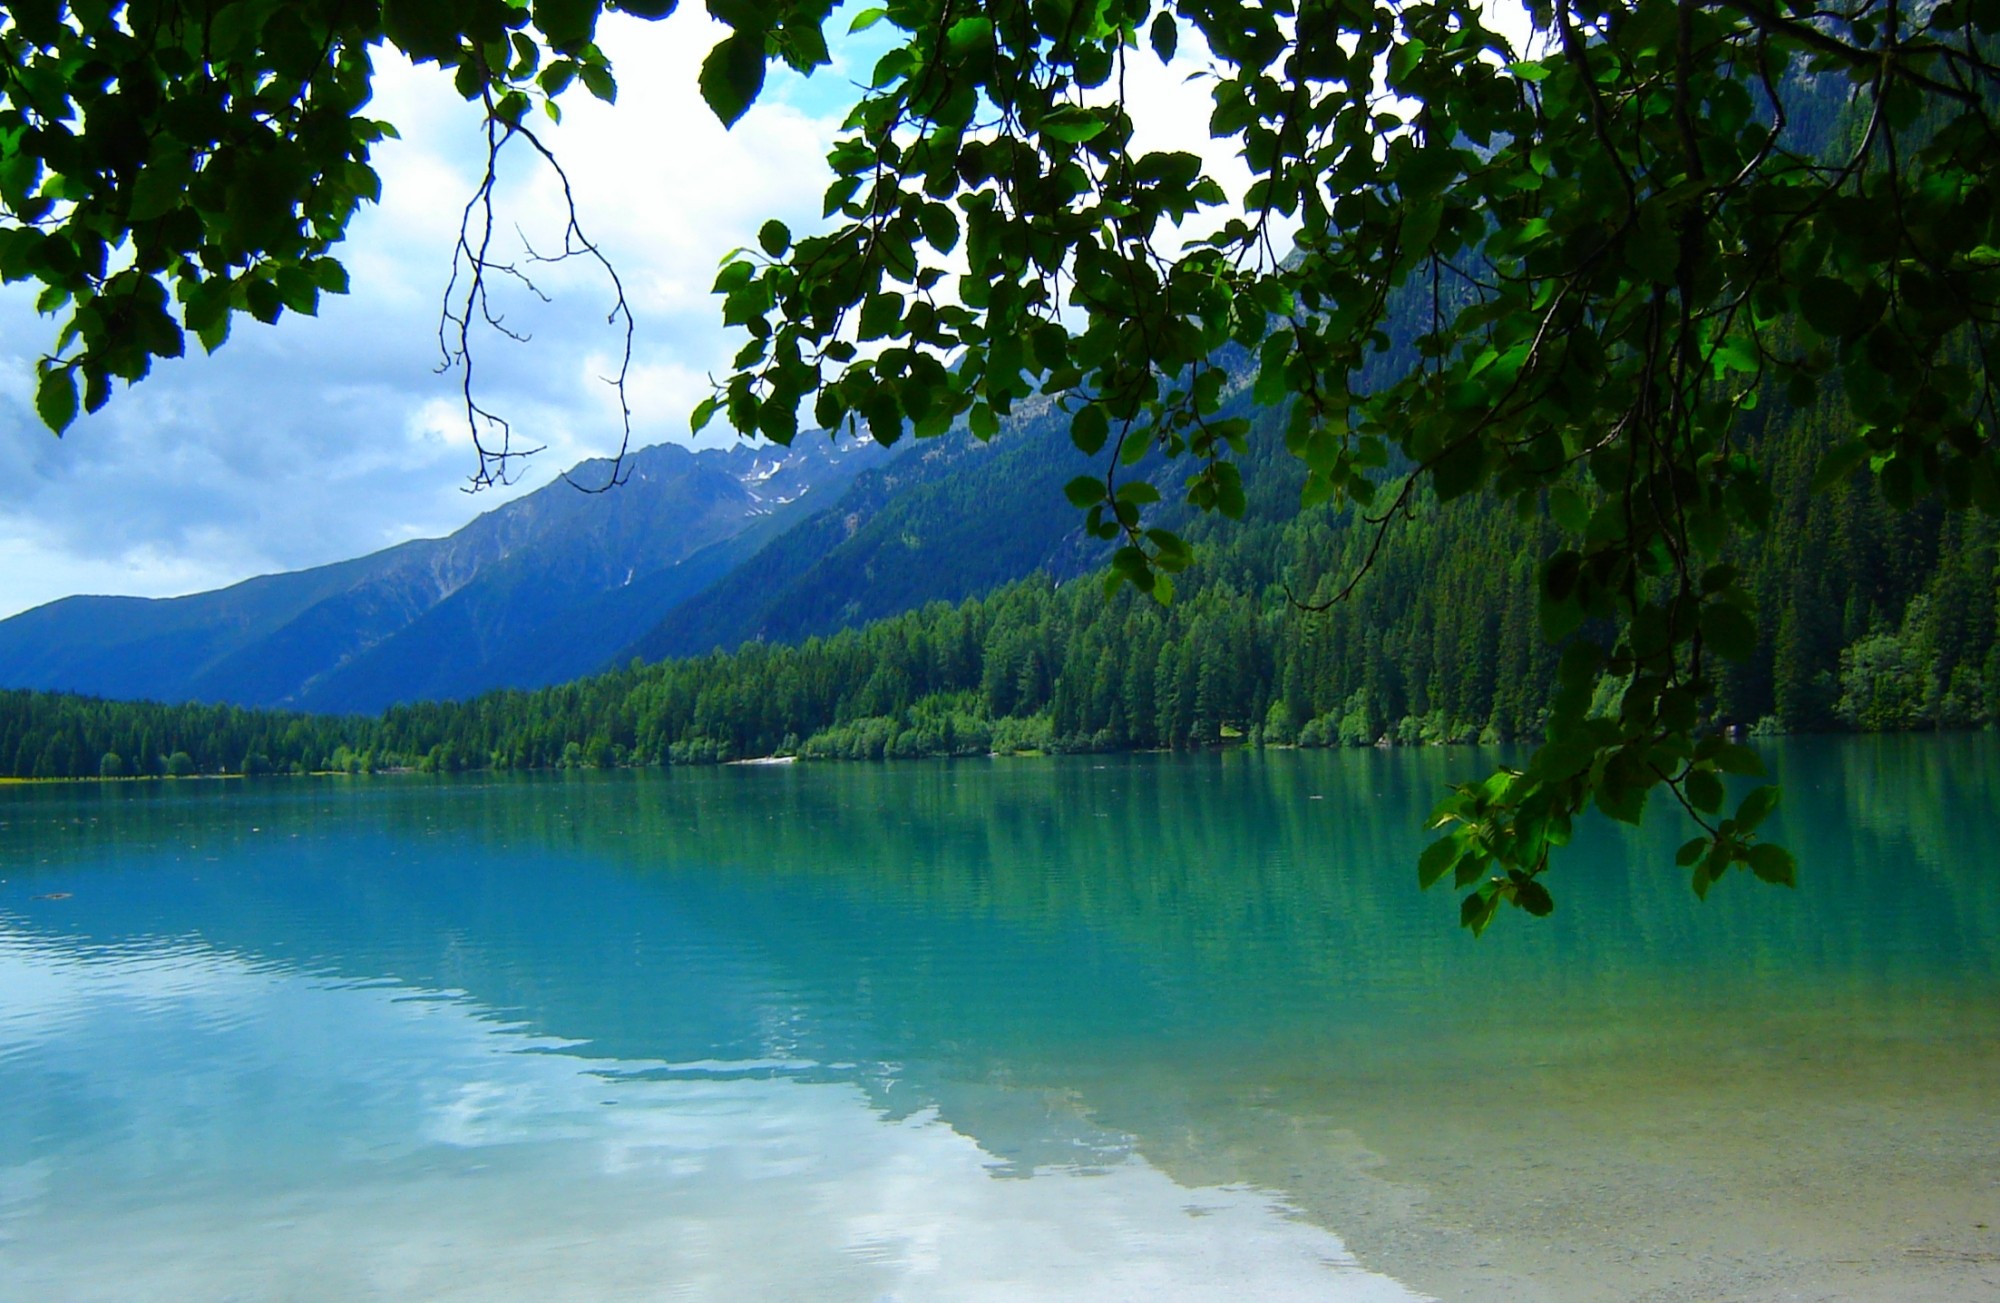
[1,378,1993,780]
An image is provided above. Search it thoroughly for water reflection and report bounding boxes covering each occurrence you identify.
[0,927,1416,1302]
[0,738,1996,1300]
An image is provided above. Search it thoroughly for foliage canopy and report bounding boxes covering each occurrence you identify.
[7,0,2000,927]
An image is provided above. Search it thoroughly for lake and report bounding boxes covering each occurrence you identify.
[1,738,1995,1301]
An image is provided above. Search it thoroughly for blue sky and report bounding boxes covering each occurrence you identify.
[0,7,1240,619]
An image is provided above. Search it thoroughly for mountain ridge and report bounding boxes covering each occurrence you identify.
[625,396,1110,662]
[0,436,892,712]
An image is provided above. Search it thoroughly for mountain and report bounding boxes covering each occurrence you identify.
[625,396,1113,661]
[0,384,1134,716]
[0,437,892,713]
[0,370,1246,721]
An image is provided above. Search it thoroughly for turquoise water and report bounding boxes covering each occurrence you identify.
[1,739,1995,1300]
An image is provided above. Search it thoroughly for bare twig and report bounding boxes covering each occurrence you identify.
[438,104,635,494]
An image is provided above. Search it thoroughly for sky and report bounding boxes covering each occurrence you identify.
[0,8,1275,620]
[0,10,846,617]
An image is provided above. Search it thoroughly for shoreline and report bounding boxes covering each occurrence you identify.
[6,725,1993,786]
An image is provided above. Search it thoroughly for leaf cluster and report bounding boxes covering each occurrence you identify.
[0,0,696,431]
[698,0,2000,929]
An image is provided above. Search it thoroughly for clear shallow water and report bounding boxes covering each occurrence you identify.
[0,738,1995,1301]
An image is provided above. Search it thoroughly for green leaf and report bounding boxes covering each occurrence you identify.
[35,363,77,434]
[1418,834,1462,889]
[1554,634,1601,688]
[848,6,886,32]
[758,219,790,257]
[244,277,283,324]
[1389,37,1427,84]
[1064,474,1104,508]
[1431,438,1484,501]
[1513,879,1555,917]
[968,402,999,441]
[1149,11,1177,63]
[579,60,617,103]
[534,0,600,51]
[1145,528,1192,570]
[382,0,466,62]
[856,289,904,337]
[196,309,231,354]
[1712,743,1763,776]
[1041,106,1108,143]
[1109,545,1153,593]
[1594,774,1649,825]
[1119,427,1151,465]
[80,368,109,414]
[1701,603,1757,663]
[945,15,992,54]
[1549,484,1588,533]
[128,156,191,222]
[1685,768,1724,815]
[918,202,959,254]
[1536,736,1597,782]
[1746,842,1796,887]
[699,31,766,127]
[1736,784,1780,831]
[1460,888,1500,936]
[540,60,578,96]
[1624,200,1679,285]
[1071,403,1109,455]
[1213,461,1246,519]
[1396,146,1460,201]
[1799,277,1864,337]
[1810,438,1871,492]
[1693,841,1730,899]
[309,259,350,295]
[275,267,319,316]
[691,394,719,433]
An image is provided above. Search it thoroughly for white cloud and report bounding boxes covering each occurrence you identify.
[0,929,1427,1303]
[0,8,854,619]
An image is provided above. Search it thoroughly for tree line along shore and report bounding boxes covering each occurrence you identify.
[2,389,1993,781]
